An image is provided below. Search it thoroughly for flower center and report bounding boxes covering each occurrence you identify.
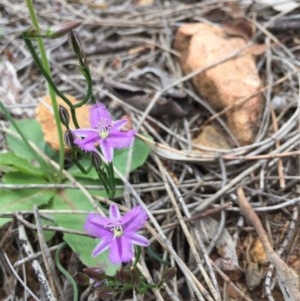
[99,128,109,139]
[113,224,123,238]
[106,222,123,238]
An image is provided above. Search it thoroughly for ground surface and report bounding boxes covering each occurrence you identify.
[0,1,300,301]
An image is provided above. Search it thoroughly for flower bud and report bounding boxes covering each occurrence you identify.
[92,279,106,290]
[116,268,131,284]
[97,287,114,299]
[64,129,75,148]
[82,267,106,281]
[68,30,84,60]
[46,21,82,38]
[161,267,177,283]
[74,272,89,285]
[59,105,70,127]
[90,152,102,169]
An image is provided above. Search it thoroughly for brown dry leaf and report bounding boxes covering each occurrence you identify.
[104,78,186,118]
[195,217,240,271]
[35,95,89,151]
[223,18,255,40]
[250,238,268,264]
[192,124,231,150]
[173,23,263,145]
[248,43,267,56]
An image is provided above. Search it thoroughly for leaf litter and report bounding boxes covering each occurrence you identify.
[0,0,300,300]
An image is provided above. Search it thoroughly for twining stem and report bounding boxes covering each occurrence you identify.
[55,243,78,301]
[26,0,64,182]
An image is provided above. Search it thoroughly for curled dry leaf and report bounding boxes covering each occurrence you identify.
[104,78,187,118]
[174,23,263,146]
[35,95,89,151]
[0,60,23,116]
[195,217,239,271]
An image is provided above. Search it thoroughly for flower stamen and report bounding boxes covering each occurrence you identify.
[99,125,110,139]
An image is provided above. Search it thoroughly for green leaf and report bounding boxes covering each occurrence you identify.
[0,152,45,176]
[113,138,151,179]
[6,119,55,160]
[52,189,119,275]
[0,188,55,227]
[2,172,48,184]
[68,138,151,180]
[35,217,57,242]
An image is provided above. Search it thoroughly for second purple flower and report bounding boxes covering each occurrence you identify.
[85,204,149,264]
[72,104,136,162]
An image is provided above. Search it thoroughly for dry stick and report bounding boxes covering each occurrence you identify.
[33,206,64,299]
[161,203,232,230]
[153,156,216,301]
[196,160,264,212]
[1,252,40,301]
[264,33,285,190]
[0,180,199,191]
[102,88,299,163]
[17,219,56,300]
[14,244,62,268]
[270,106,285,189]
[210,261,254,301]
[237,187,300,301]
[264,205,299,300]
[195,131,300,212]
[14,213,88,237]
[162,165,221,301]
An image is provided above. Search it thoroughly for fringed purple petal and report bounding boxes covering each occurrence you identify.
[121,206,148,232]
[125,232,149,247]
[109,204,121,220]
[74,132,99,152]
[110,119,127,131]
[109,236,133,264]
[90,104,111,128]
[84,213,113,238]
[100,141,114,162]
[72,128,98,137]
[92,239,111,257]
[106,130,136,148]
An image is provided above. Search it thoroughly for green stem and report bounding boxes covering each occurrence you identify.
[55,243,78,301]
[133,246,141,267]
[105,162,116,197]
[26,0,64,182]
[23,37,94,127]
[95,168,112,197]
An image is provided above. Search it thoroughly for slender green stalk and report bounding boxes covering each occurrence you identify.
[105,162,116,197]
[26,0,64,181]
[55,243,78,301]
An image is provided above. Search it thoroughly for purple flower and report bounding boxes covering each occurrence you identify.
[84,204,149,264]
[72,104,136,162]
